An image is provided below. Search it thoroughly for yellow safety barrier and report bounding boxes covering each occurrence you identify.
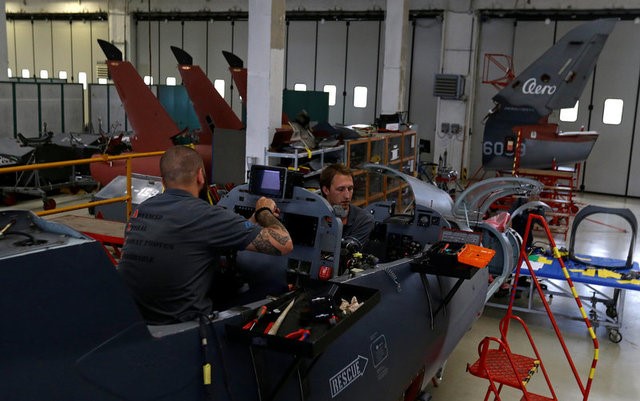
[0,151,165,220]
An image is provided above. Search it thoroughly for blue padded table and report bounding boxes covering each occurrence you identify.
[488,253,640,343]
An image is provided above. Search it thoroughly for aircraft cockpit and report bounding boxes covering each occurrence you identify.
[217,164,457,301]
[219,163,544,305]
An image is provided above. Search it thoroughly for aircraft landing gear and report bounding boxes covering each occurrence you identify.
[2,192,17,206]
[43,198,56,210]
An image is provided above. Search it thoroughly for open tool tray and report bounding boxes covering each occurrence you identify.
[226,281,380,358]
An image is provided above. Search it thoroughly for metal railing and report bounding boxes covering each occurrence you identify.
[0,151,165,219]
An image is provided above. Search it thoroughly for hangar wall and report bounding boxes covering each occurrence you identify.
[5,1,640,196]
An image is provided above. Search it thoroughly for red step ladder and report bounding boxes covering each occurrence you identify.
[467,214,599,401]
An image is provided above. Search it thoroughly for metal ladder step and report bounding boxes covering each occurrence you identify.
[468,349,539,388]
[520,393,556,401]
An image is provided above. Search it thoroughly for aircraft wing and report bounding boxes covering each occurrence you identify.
[493,19,616,116]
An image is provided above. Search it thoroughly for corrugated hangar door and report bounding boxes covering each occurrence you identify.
[510,19,639,196]
[575,20,640,196]
[343,21,381,126]
[285,21,318,93]
[408,17,442,165]
[315,21,348,126]
[205,21,238,112]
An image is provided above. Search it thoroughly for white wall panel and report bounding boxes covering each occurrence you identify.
[285,21,317,91]
[206,21,234,105]
[89,84,108,133]
[52,21,72,79]
[15,84,39,136]
[136,20,160,81]
[90,84,129,133]
[63,84,84,132]
[14,21,34,77]
[158,21,182,83]
[91,22,109,77]
[582,21,640,195]
[204,22,232,110]
[0,83,15,138]
[7,20,16,75]
[231,20,248,116]
[408,17,442,164]
[344,20,380,126]
[181,21,207,82]
[40,84,63,133]
[71,21,93,83]
[316,21,347,125]
[33,21,53,79]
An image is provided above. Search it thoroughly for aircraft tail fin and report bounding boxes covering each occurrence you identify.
[97,39,179,153]
[222,50,248,105]
[493,19,616,116]
[171,46,243,133]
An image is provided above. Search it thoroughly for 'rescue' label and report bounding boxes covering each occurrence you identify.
[329,355,368,398]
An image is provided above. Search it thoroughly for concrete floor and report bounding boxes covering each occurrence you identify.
[427,192,640,401]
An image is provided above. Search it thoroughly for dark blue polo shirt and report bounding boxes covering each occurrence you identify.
[118,188,262,324]
[343,204,375,247]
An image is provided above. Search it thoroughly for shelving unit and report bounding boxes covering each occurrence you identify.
[344,129,417,209]
[263,129,417,211]
[264,145,344,179]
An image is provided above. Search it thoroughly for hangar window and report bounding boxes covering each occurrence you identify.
[324,85,336,106]
[354,86,367,108]
[98,78,107,84]
[21,68,30,78]
[166,76,176,86]
[39,70,49,79]
[143,75,154,85]
[78,72,87,90]
[7,68,11,78]
[294,83,307,91]
[559,101,579,122]
[603,98,623,125]
[59,71,67,80]
[214,79,225,98]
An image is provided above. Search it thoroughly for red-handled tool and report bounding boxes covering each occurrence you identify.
[242,305,268,331]
[284,328,310,341]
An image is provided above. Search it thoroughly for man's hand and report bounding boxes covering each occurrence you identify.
[254,196,281,218]
[246,197,293,255]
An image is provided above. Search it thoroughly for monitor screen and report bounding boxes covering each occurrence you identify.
[282,212,318,247]
[248,165,286,198]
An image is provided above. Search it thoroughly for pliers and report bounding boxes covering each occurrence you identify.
[284,328,311,341]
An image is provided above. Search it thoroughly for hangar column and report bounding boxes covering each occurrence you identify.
[381,0,409,115]
[107,0,134,62]
[0,0,8,80]
[246,0,286,167]
[434,11,478,181]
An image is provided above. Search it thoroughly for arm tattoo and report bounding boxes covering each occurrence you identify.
[256,210,284,228]
[266,227,291,246]
[251,230,282,255]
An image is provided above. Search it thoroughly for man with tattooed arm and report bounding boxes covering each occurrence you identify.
[118,146,293,324]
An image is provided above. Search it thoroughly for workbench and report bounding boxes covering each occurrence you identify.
[487,253,640,343]
[47,214,125,264]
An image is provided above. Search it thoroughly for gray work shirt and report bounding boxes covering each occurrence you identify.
[343,204,375,247]
[118,188,262,324]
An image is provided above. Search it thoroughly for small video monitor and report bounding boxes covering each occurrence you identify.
[282,212,318,247]
[248,165,287,199]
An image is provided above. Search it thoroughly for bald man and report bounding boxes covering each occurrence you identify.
[118,145,292,324]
